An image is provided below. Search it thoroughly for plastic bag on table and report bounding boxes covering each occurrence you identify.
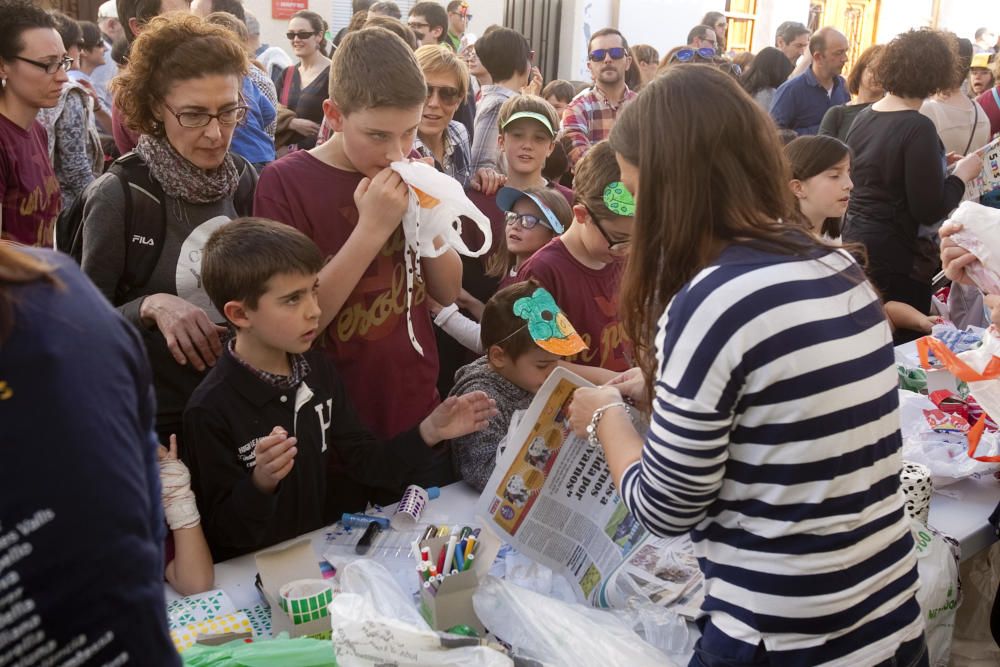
[330,560,514,667]
[946,201,1000,295]
[609,602,699,666]
[911,521,961,667]
[949,542,1000,667]
[898,390,1000,486]
[473,576,678,667]
[181,633,336,666]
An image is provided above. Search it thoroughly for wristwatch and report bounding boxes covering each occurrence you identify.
[586,402,632,449]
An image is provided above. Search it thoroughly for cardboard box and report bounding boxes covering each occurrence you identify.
[256,539,332,638]
[418,528,502,634]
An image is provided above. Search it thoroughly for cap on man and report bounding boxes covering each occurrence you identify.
[775,21,811,64]
[769,27,850,136]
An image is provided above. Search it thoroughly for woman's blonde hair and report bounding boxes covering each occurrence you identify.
[111,13,248,138]
[414,43,469,101]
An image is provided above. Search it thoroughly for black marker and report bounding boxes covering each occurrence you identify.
[355,520,382,555]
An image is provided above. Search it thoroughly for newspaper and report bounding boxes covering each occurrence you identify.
[963,136,1000,201]
[474,367,704,619]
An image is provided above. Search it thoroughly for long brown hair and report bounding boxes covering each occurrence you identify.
[609,65,827,395]
[784,135,851,238]
[0,246,61,344]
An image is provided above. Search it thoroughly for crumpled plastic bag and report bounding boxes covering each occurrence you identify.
[329,559,513,667]
[898,390,1000,486]
[181,633,336,666]
[911,521,961,667]
[472,576,678,667]
[949,542,1000,667]
[949,200,1000,295]
[389,159,492,355]
[609,602,699,666]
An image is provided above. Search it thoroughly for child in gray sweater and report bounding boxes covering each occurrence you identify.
[450,280,587,490]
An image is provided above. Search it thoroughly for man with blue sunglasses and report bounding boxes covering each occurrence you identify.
[562,27,637,168]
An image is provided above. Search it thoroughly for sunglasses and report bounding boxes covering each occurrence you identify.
[286,30,316,41]
[505,211,553,231]
[589,47,627,62]
[670,47,717,63]
[426,84,462,105]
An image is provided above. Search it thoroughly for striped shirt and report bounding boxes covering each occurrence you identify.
[620,242,923,666]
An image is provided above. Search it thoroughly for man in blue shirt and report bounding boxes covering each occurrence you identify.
[770,27,850,135]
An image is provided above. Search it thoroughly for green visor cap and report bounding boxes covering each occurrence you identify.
[501,111,556,137]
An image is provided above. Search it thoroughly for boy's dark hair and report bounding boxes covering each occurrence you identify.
[330,26,426,113]
[481,279,544,360]
[588,27,629,54]
[50,10,83,52]
[573,140,623,222]
[475,26,530,82]
[541,79,575,104]
[875,28,957,99]
[409,1,448,43]
[0,0,56,63]
[369,1,401,19]
[498,94,560,135]
[447,0,465,12]
[210,0,246,24]
[79,20,104,50]
[202,218,325,320]
[117,0,160,44]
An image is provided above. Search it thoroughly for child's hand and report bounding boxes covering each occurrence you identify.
[469,168,506,196]
[159,434,201,531]
[251,426,298,495]
[420,391,498,445]
[354,168,409,239]
[985,294,1000,329]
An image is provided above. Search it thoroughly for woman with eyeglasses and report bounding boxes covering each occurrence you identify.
[0,0,67,246]
[274,10,330,150]
[37,12,104,210]
[79,13,257,444]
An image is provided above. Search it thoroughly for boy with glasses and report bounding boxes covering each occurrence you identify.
[446,0,471,52]
[516,141,633,372]
[407,1,448,47]
[561,27,637,168]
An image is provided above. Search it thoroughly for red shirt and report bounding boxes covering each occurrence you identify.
[0,116,60,246]
[254,151,440,439]
[976,87,1000,138]
[112,103,139,155]
[516,238,631,371]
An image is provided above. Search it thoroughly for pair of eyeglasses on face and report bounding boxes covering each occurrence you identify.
[15,55,74,74]
[449,11,472,20]
[426,84,462,105]
[408,20,430,31]
[504,211,551,231]
[589,47,627,62]
[583,205,631,253]
[669,47,718,63]
[286,30,316,41]
[162,103,249,129]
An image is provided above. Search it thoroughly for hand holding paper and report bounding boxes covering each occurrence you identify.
[354,167,410,239]
[567,386,625,438]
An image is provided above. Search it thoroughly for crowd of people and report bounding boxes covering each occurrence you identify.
[3,0,1000,664]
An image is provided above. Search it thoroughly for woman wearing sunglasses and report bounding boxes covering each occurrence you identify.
[273,10,330,149]
[412,44,473,186]
[0,0,68,246]
[79,14,257,444]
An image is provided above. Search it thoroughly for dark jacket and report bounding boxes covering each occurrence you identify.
[182,347,436,561]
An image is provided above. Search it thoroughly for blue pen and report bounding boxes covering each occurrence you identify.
[453,542,465,572]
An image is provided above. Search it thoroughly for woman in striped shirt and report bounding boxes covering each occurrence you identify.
[568,66,926,667]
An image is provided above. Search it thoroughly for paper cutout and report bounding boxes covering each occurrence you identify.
[166,589,235,631]
[170,611,252,651]
[513,287,587,356]
[603,182,635,217]
[242,604,273,639]
[390,160,493,355]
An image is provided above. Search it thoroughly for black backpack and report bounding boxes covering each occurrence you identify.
[56,151,257,304]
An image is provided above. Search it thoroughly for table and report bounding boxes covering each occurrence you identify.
[166,482,481,610]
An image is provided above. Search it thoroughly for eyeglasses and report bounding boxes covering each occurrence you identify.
[589,47,627,62]
[669,47,718,63]
[426,84,462,105]
[14,55,74,74]
[449,11,472,20]
[162,103,248,128]
[408,21,430,31]
[584,206,631,253]
[286,31,316,41]
[505,211,552,231]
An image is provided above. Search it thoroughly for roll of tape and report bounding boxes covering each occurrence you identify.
[278,578,333,625]
[900,461,933,524]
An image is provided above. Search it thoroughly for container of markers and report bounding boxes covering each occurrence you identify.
[414,526,501,634]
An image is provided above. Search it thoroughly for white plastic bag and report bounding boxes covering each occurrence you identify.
[329,560,513,667]
[473,576,678,667]
[948,201,1000,295]
[956,328,1000,425]
[898,390,1000,486]
[389,159,493,355]
[950,542,1000,667]
[911,521,961,666]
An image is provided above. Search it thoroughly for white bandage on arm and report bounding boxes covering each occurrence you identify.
[434,303,484,353]
[160,458,201,530]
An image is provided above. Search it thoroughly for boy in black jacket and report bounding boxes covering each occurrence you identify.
[183,218,496,561]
